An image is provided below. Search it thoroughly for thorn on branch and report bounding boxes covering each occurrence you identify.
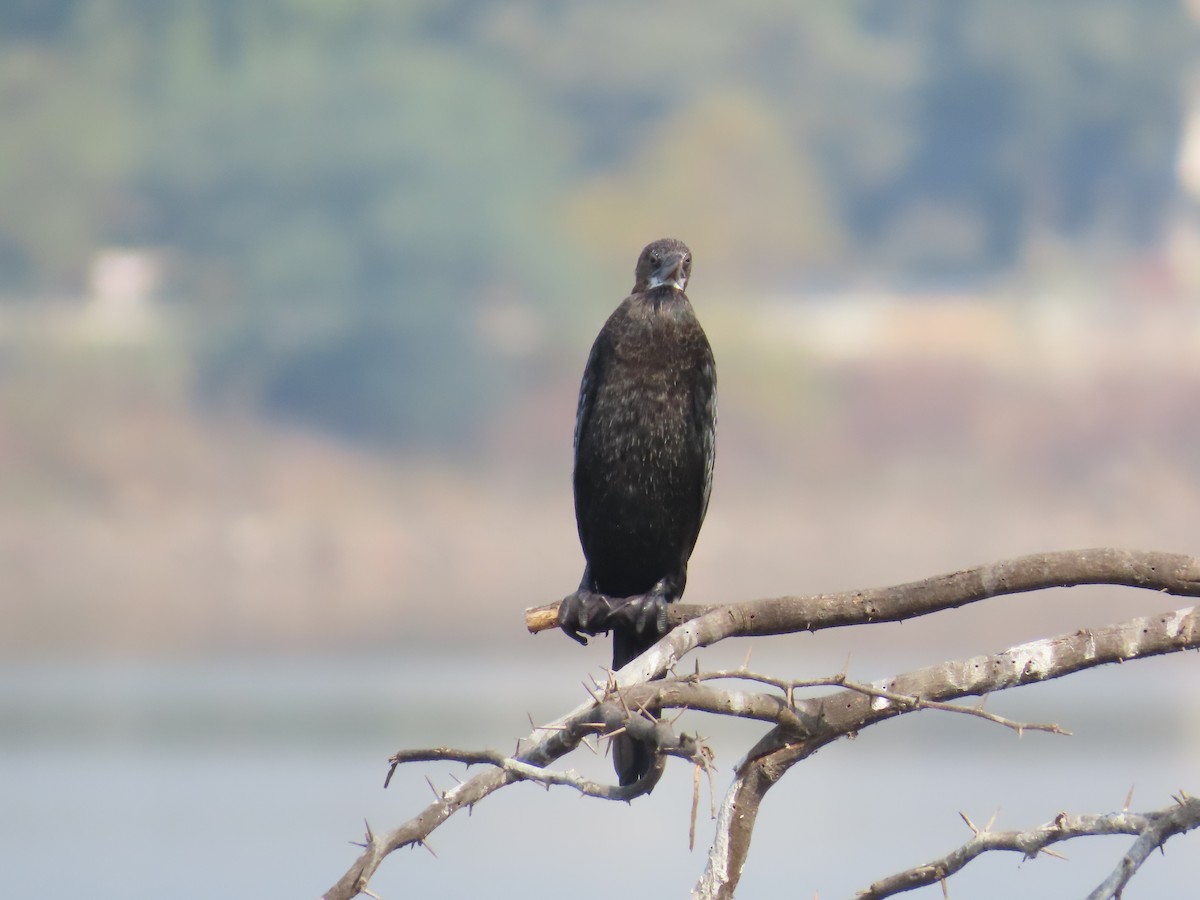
[859,796,1200,899]
[959,811,980,836]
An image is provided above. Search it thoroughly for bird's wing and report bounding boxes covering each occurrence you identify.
[695,339,718,527]
[573,326,612,455]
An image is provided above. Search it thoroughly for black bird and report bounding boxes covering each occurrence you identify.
[560,238,716,785]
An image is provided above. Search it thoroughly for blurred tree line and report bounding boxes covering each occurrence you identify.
[0,0,1190,448]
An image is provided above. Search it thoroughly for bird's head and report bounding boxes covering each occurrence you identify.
[634,238,692,293]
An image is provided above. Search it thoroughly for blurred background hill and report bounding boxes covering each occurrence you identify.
[4,0,1200,657]
[4,5,1200,897]
[7,0,1200,657]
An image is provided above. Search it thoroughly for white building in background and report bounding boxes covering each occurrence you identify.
[1171,0,1200,292]
[82,248,163,343]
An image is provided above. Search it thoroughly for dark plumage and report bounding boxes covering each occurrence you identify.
[560,238,716,785]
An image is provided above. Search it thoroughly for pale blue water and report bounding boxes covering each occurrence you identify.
[1,651,1197,898]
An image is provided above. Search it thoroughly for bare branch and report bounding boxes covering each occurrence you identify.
[1088,792,1200,900]
[617,679,810,729]
[526,548,1200,636]
[691,668,1068,736]
[835,675,1069,737]
[857,794,1200,899]
[390,746,662,800]
[692,605,1200,899]
[325,549,1200,900]
[323,697,711,900]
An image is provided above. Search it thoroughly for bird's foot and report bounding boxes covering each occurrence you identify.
[559,589,669,646]
[558,589,613,645]
[614,591,670,639]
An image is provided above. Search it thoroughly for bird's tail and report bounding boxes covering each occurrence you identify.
[612,627,660,786]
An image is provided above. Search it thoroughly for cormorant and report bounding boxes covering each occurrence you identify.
[559,238,716,785]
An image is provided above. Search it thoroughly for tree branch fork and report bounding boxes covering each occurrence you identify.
[322,549,1200,900]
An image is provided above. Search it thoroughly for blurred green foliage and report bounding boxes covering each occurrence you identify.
[0,0,1190,447]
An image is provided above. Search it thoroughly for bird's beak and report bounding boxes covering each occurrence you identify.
[648,251,688,291]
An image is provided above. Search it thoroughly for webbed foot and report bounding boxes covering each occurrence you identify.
[558,588,670,646]
[558,589,612,645]
[615,591,670,639]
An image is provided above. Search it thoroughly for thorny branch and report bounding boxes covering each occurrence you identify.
[320,699,694,900]
[322,549,1200,900]
[692,603,1200,899]
[857,793,1200,900]
[693,667,1070,737]
[386,741,694,801]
